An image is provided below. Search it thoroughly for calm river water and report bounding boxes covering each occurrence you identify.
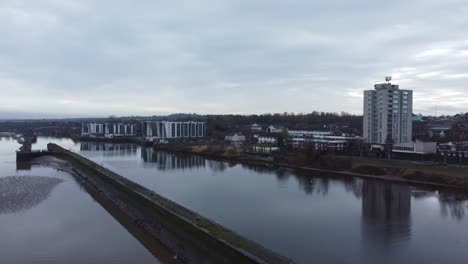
[5,137,468,264]
[0,137,159,264]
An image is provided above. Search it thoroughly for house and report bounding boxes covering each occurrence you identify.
[267,125,287,133]
[258,135,277,144]
[225,133,246,142]
[251,124,262,132]
[252,132,283,153]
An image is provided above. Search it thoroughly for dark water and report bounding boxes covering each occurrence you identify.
[0,137,159,264]
[29,138,468,263]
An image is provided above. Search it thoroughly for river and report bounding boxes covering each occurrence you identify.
[5,137,468,264]
[0,137,160,264]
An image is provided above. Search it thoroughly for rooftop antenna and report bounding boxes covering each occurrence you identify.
[385,76,392,84]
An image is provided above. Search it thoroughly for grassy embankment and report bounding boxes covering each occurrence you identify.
[156,141,468,189]
[350,158,468,188]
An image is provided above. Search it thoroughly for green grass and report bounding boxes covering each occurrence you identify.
[351,157,468,178]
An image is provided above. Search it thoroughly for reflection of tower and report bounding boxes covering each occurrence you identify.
[361,181,411,246]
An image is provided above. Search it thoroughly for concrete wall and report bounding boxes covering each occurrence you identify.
[46,143,291,264]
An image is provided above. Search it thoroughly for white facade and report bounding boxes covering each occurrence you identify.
[290,137,347,151]
[258,136,277,144]
[81,123,136,137]
[363,81,413,144]
[288,130,331,137]
[392,140,437,154]
[142,121,206,141]
[251,124,262,131]
[225,133,246,142]
[81,123,103,136]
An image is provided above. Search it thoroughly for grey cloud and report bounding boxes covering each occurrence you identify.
[1,0,468,118]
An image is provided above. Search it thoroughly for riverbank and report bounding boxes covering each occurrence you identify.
[71,136,152,146]
[154,142,468,192]
[34,143,292,264]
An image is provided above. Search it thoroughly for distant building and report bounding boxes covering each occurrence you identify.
[412,114,424,122]
[81,123,104,136]
[250,124,262,132]
[392,140,437,154]
[258,135,278,144]
[428,125,451,138]
[363,78,413,144]
[81,123,136,138]
[267,125,287,133]
[438,142,468,158]
[288,130,331,137]
[225,133,246,142]
[290,135,362,153]
[142,121,206,141]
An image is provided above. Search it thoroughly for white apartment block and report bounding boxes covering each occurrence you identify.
[363,81,413,144]
[81,123,136,138]
[142,121,206,141]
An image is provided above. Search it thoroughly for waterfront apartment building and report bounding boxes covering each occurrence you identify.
[81,123,136,138]
[142,121,206,141]
[363,81,413,144]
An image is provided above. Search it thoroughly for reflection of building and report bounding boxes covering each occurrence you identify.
[142,121,206,141]
[141,149,205,170]
[80,143,138,156]
[361,181,411,245]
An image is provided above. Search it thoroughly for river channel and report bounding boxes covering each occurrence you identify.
[0,137,159,264]
[4,136,468,264]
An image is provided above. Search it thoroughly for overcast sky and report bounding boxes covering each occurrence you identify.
[1,0,467,118]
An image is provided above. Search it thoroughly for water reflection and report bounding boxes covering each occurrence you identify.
[361,181,412,245]
[0,176,63,214]
[80,142,138,156]
[76,142,468,222]
[141,148,206,170]
[438,192,468,221]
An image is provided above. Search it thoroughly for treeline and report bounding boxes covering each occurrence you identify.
[203,112,363,138]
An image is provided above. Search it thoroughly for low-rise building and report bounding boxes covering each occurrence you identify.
[392,140,437,154]
[438,142,468,158]
[289,134,362,153]
[288,130,331,137]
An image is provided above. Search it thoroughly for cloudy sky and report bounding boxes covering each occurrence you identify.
[1,0,467,118]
